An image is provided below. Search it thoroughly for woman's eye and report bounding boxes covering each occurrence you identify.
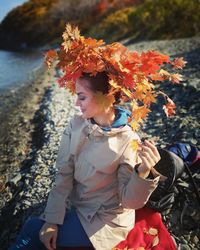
[79,97,85,100]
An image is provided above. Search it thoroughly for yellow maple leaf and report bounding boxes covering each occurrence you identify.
[132,106,150,121]
[121,87,132,98]
[94,91,115,110]
[109,79,121,90]
[129,120,140,131]
[130,140,139,151]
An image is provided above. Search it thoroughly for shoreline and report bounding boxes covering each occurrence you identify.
[0,65,51,195]
[0,36,199,249]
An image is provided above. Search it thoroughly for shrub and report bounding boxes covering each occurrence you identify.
[128,0,200,39]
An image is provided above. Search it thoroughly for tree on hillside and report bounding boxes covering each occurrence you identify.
[50,0,99,22]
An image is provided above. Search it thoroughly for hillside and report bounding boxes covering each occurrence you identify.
[0,0,200,51]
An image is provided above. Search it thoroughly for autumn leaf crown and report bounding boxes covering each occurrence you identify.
[45,23,186,131]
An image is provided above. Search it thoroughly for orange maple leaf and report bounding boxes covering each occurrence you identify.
[142,91,157,105]
[149,73,164,81]
[44,50,57,68]
[163,97,176,117]
[170,73,183,84]
[84,37,105,48]
[171,57,187,69]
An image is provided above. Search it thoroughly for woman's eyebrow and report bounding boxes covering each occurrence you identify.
[77,92,85,96]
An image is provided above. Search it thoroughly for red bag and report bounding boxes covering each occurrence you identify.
[115,207,177,250]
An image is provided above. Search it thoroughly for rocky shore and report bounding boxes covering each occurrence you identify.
[0,36,199,249]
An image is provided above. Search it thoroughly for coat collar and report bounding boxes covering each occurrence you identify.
[83,118,132,137]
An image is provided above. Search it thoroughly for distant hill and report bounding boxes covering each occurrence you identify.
[0,0,27,22]
[0,0,199,51]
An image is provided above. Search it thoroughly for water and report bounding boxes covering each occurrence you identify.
[0,49,44,92]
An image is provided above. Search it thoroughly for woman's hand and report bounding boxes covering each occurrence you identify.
[137,140,161,179]
[39,222,58,250]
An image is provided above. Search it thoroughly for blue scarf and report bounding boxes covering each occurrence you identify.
[91,106,131,131]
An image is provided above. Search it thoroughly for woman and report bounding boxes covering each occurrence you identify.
[9,71,161,250]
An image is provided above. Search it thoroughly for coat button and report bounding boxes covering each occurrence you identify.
[87,215,91,220]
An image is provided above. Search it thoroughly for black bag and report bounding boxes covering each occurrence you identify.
[147,148,185,213]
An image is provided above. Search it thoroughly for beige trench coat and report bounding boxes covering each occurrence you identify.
[40,115,159,250]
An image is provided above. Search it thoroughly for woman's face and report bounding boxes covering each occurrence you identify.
[75,78,103,119]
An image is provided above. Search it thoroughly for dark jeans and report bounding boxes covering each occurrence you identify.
[9,208,93,249]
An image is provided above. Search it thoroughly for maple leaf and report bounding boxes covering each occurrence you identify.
[149,73,164,81]
[44,50,57,68]
[132,105,150,121]
[130,140,140,151]
[142,91,157,105]
[170,73,183,84]
[163,97,176,117]
[94,91,115,110]
[84,37,105,48]
[159,69,171,80]
[143,50,170,65]
[61,40,72,53]
[129,120,140,131]
[109,79,121,90]
[171,57,187,69]
[121,87,133,98]
[64,23,81,41]
[140,50,170,75]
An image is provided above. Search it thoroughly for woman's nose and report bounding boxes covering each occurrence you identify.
[75,98,80,107]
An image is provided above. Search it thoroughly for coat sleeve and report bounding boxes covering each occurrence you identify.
[40,121,74,225]
[117,140,160,210]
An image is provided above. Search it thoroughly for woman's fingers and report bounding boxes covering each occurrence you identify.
[143,140,161,160]
[39,223,58,250]
[140,140,160,161]
[52,231,57,250]
[137,140,161,178]
[137,154,151,179]
[139,149,155,167]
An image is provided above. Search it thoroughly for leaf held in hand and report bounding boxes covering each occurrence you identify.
[131,140,139,151]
